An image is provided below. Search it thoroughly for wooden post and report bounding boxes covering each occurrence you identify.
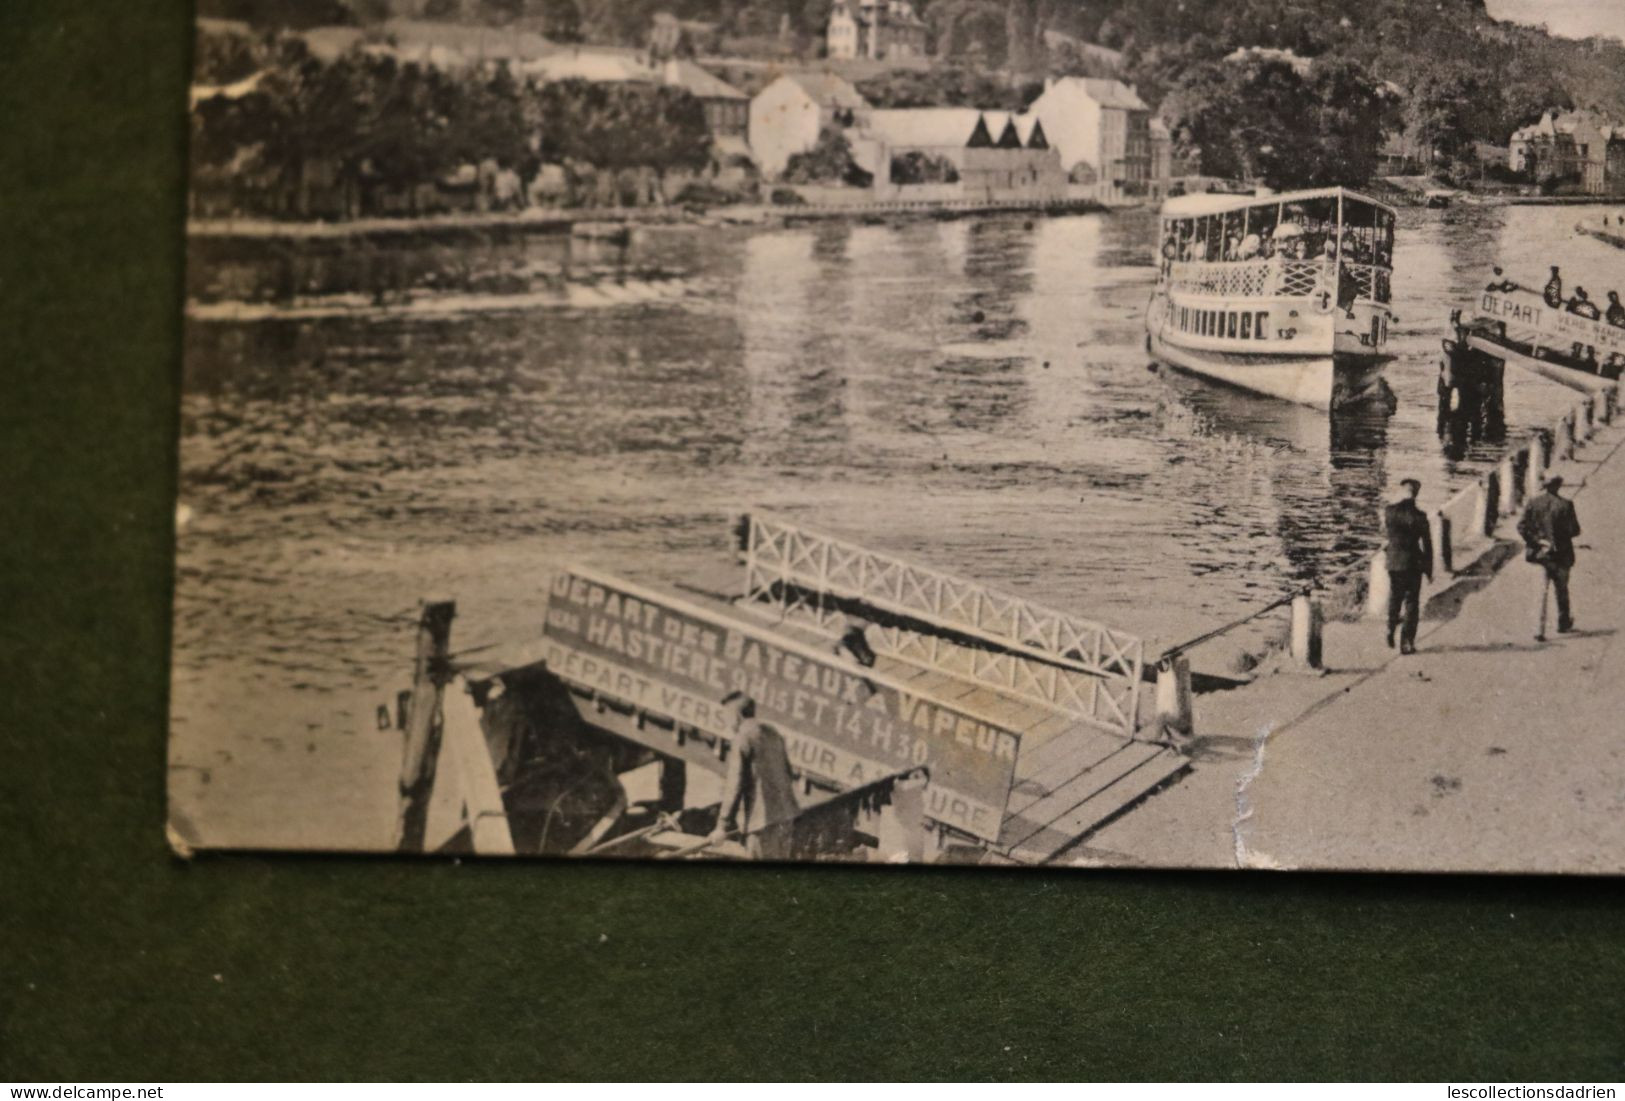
[394,600,456,853]
[1432,511,1451,577]
[1290,593,1323,670]
[1472,476,1494,539]
[1154,654,1194,742]
[1582,396,1596,437]
[1366,551,1390,620]
[1558,411,1576,460]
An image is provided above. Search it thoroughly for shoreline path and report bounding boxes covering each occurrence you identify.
[1090,410,1625,873]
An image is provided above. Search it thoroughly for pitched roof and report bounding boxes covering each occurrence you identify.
[782,71,869,110]
[1041,76,1147,111]
[382,19,558,64]
[864,108,1050,151]
[1513,108,1623,143]
[523,47,656,83]
[866,107,984,148]
[1015,115,1048,149]
[662,59,745,100]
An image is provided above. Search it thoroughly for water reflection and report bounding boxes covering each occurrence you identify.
[174,204,1615,695]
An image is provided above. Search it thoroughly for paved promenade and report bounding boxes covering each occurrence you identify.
[1092,412,1625,874]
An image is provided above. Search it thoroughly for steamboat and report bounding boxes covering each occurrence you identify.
[1146,187,1398,410]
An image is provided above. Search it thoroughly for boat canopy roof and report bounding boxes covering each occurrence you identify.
[1160,186,1396,220]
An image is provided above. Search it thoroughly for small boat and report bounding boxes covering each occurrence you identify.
[1455,278,1625,385]
[571,221,632,245]
[1576,218,1625,250]
[1146,186,1398,410]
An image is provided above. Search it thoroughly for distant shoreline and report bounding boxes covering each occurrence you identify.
[184,196,1115,242]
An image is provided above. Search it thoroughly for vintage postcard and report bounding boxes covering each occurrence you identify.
[170,0,1625,871]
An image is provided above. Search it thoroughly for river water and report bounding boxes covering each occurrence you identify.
[169,203,1622,850]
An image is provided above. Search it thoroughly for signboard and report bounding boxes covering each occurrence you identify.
[540,569,1020,842]
[1477,291,1625,355]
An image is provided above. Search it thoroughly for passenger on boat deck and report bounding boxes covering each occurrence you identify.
[1237,231,1261,259]
[1568,286,1601,320]
[1605,290,1624,327]
[1604,353,1625,381]
[1484,266,1519,293]
[1544,265,1564,308]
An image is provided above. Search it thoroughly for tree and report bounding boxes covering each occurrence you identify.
[1164,53,1392,189]
[783,126,871,185]
[890,151,959,184]
[535,80,713,203]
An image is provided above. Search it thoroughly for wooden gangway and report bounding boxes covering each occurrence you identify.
[414,514,1188,865]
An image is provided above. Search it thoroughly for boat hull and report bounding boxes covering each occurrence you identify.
[1463,333,1618,394]
[1577,223,1625,251]
[1149,326,1389,410]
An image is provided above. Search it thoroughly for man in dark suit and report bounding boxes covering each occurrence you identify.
[1384,477,1434,655]
[1519,475,1582,641]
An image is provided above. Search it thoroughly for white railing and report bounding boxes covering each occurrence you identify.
[740,513,1145,737]
[1169,257,1390,304]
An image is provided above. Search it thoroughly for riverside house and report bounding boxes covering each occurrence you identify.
[1025,77,1156,200]
[1509,109,1625,196]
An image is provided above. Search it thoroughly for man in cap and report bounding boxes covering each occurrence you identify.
[1518,474,1582,641]
[1384,477,1434,655]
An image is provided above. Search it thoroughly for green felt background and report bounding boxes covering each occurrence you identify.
[4,0,1625,1081]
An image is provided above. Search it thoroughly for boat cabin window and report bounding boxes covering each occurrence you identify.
[1278,197,1337,261]
[1244,204,1278,259]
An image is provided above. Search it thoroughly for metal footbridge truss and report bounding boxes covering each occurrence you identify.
[739,512,1145,737]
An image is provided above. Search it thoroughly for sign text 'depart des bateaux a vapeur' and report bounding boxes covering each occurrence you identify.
[540,569,1021,842]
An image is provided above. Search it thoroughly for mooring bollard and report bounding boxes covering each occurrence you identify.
[1154,653,1194,742]
[1472,476,1494,539]
[1583,396,1596,437]
[1432,510,1452,576]
[1498,452,1520,517]
[1525,435,1546,500]
[1366,551,1390,620]
[1290,593,1323,670]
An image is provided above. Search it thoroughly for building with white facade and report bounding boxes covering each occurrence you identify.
[1024,77,1154,199]
[826,0,928,61]
[748,72,871,179]
[1510,109,1625,196]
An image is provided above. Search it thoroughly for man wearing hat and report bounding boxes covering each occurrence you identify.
[1384,477,1434,654]
[1518,475,1583,641]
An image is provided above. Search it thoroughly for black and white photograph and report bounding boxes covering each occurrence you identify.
[168,0,1625,872]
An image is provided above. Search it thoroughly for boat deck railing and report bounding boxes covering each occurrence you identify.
[1168,257,1391,304]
